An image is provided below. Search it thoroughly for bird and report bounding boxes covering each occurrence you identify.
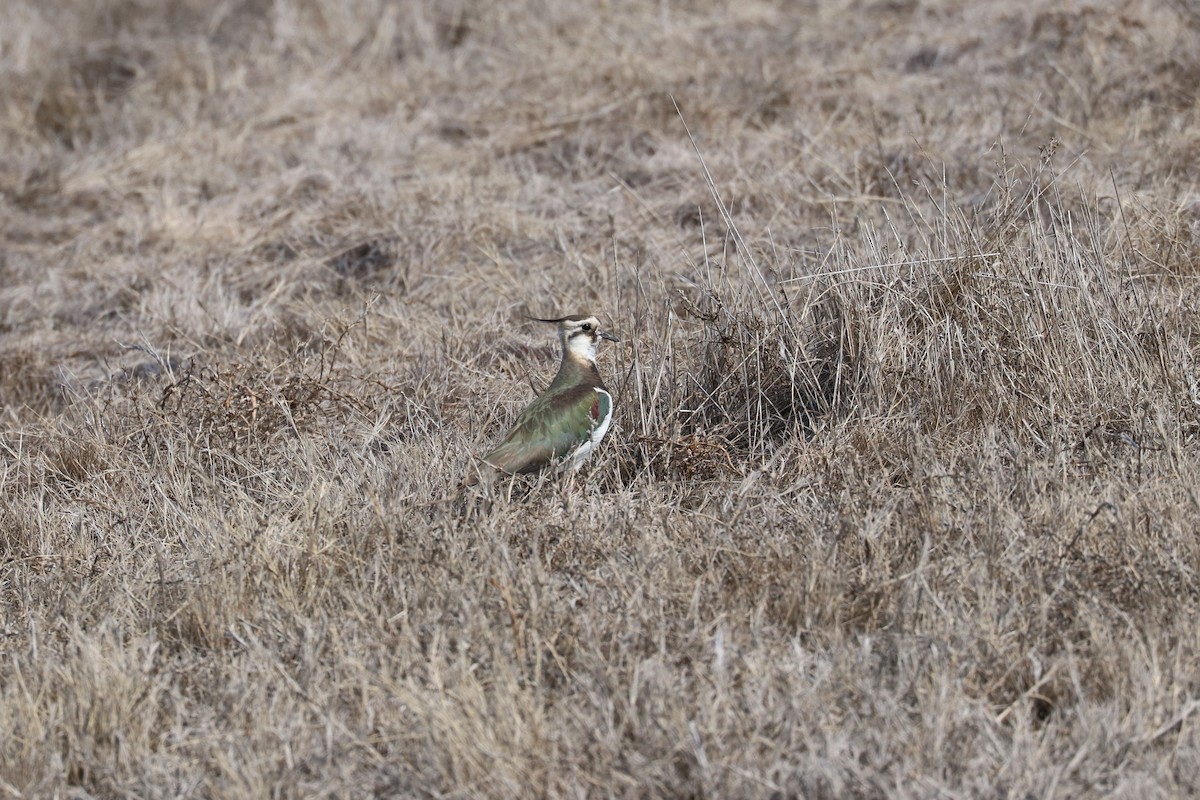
[467,313,619,484]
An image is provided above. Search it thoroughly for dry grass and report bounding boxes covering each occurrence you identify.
[3,0,1200,796]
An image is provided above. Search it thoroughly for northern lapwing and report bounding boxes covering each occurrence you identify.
[468,314,619,484]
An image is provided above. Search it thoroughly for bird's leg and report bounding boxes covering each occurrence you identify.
[559,469,577,515]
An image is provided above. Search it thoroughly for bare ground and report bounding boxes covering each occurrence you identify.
[3,0,1200,797]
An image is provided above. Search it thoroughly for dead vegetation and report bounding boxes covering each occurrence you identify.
[3,0,1200,796]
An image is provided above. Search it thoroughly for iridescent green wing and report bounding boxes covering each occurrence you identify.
[483,385,599,474]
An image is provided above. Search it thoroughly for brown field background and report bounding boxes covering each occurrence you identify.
[3,0,1200,796]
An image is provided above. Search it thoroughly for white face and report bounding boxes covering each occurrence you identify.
[563,317,604,362]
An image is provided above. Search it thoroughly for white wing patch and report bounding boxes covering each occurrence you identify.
[569,388,613,471]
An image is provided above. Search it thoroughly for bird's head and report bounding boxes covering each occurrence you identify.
[529,314,619,364]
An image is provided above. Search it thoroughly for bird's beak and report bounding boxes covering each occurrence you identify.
[599,330,620,343]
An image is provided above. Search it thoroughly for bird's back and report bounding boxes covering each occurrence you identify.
[482,361,608,474]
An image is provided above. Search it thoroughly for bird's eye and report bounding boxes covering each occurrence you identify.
[581,323,592,331]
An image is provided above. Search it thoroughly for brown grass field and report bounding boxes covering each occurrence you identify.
[3,0,1200,796]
